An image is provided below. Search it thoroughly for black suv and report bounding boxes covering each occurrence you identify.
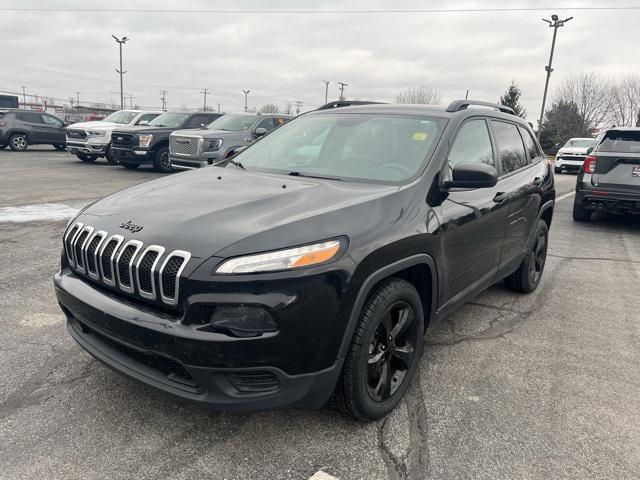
[0,109,67,151]
[573,127,640,221]
[54,101,555,420]
[110,111,223,172]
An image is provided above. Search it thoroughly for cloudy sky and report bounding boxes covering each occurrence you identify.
[1,0,639,118]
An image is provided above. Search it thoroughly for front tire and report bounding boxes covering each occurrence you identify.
[54,144,66,151]
[554,167,561,174]
[504,219,549,294]
[9,133,28,151]
[572,199,591,222]
[105,146,117,164]
[76,153,97,163]
[334,278,424,421]
[152,147,172,172]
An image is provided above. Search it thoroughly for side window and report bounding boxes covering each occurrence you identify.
[490,121,527,174]
[255,117,277,132]
[518,126,543,163]
[184,115,206,128]
[136,113,159,125]
[274,117,289,127]
[41,114,64,126]
[448,119,495,169]
[18,112,43,124]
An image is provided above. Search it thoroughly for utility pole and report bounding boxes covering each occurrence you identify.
[160,90,167,111]
[111,35,129,110]
[20,86,26,107]
[75,91,81,108]
[323,80,330,103]
[538,14,573,139]
[337,82,348,101]
[201,88,209,111]
[242,90,250,112]
[217,103,221,113]
[69,97,75,109]
[294,100,303,115]
[465,89,469,100]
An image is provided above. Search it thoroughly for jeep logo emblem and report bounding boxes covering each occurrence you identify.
[119,220,143,233]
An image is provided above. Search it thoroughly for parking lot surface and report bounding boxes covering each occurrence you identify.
[1,148,639,480]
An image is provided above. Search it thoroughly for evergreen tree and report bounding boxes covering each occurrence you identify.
[499,81,527,118]
[539,100,590,152]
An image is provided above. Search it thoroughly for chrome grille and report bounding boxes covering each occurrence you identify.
[63,222,190,306]
[66,129,87,139]
[170,135,199,157]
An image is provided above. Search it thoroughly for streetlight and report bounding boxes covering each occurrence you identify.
[242,89,250,112]
[537,15,573,139]
[112,35,129,110]
[323,80,330,103]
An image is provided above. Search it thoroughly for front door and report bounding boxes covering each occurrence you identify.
[40,113,66,143]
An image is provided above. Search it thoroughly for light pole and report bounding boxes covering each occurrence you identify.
[323,80,330,103]
[537,15,573,138]
[112,35,129,110]
[242,89,250,112]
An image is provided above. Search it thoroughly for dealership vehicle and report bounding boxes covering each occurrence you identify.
[554,137,597,174]
[66,110,162,164]
[169,113,291,169]
[110,111,223,172]
[0,109,66,151]
[55,100,554,420]
[573,127,640,221]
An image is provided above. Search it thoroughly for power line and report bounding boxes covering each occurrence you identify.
[2,6,640,14]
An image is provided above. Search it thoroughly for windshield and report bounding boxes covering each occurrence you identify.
[564,138,596,148]
[598,130,640,153]
[233,113,445,183]
[208,114,256,131]
[103,111,138,124]
[148,112,190,128]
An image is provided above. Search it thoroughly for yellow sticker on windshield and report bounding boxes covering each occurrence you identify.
[413,132,428,141]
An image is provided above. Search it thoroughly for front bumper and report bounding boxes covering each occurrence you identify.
[171,153,222,170]
[54,267,348,410]
[555,158,584,172]
[111,147,152,164]
[67,139,109,156]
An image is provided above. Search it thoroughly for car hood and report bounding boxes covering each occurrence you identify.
[171,128,240,138]
[67,121,129,130]
[558,147,591,155]
[76,167,398,262]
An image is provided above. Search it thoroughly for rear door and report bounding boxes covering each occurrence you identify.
[592,130,640,193]
[16,112,47,143]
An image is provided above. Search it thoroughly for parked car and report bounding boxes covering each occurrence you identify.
[573,127,640,221]
[169,113,291,169]
[110,111,223,172]
[55,100,554,420]
[554,137,597,174]
[0,109,66,151]
[66,110,163,164]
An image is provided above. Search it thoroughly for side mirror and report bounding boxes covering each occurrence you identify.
[254,127,268,138]
[446,162,498,189]
[586,147,594,154]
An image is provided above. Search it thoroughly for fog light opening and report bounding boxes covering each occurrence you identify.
[210,306,278,338]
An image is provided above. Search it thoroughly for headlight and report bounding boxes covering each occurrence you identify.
[205,138,223,151]
[88,130,106,137]
[138,134,154,148]
[216,240,342,274]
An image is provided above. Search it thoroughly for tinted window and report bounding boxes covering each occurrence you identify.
[185,115,212,128]
[41,114,64,126]
[148,113,191,128]
[448,119,494,168]
[135,113,159,125]
[598,130,640,153]
[17,112,44,124]
[491,121,527,174]
[208,114,257,131]
[255,118,277,131]
[235,113,444,184]
[103,111,138,124]
[564,138,596,148]
[518,126,543,163]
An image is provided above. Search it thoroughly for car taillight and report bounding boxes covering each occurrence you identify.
[583,155,597,174]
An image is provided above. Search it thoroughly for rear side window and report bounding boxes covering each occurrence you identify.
[16,112,44,124]
[518,126,543,163]
[598,130,640,153]
[448,119,494,168]
[491,121,527,174]
[41,114,64,126]
[255,117,277,131]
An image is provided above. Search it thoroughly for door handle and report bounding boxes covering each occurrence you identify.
[493,192,508,204]
[533,176,544,186]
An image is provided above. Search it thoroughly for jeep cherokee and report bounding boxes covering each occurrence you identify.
[54,100,555,420]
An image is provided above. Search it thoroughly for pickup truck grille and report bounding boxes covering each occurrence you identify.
[170,135,199,157]
[64,222,191,307]
[112,133,137,147]
[66,129,87,139]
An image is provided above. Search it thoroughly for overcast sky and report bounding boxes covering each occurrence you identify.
[1,0,639,118]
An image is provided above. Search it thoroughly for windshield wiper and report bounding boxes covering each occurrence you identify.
[287,171,342,181]
[226,158,246,170]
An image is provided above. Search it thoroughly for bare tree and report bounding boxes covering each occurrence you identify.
[395,82,441,105]
[556,73,612,132]
[259,103,279,113]
[609,75,640,127]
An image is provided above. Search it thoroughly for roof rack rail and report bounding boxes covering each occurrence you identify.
[446,100,515,115]
[317,100,385,111]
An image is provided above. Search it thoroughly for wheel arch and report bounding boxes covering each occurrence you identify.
[337,254,438,359]
[538,199,554,229]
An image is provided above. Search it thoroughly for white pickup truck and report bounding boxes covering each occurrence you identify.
[66,110,162,164]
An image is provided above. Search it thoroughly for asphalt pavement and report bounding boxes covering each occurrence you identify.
[1,147,639,480]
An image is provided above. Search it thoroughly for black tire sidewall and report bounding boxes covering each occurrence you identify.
[153,147,171,172]
[522,220,549,292]
[9,134,28,151]
[105,145,117,164]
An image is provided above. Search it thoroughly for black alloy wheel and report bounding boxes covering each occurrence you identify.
[504,219,549,293]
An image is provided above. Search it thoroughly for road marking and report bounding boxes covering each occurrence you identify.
[309,471,339,480]
[556,191,575,202]
[0,203,79,223]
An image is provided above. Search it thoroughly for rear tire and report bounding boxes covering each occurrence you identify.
[333,278,424,421]
[572,199,592,222]
[152,146,172,172]
[76,153,97,163]
[504,220,549,294]
[105,145,117,164]
[9,133,28,151]
[121,162,140,170]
